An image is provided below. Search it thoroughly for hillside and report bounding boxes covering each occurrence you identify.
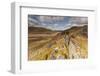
[28,26,53,34]
[28,25,88,60]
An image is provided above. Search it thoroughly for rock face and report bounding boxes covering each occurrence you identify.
[28,25,88,60]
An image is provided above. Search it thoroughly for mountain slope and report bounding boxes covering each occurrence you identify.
[28,25,88,60]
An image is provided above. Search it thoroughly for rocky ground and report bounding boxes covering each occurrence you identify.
[28,25,88,60]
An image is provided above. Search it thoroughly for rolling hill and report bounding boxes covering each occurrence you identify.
[28,25,88,60]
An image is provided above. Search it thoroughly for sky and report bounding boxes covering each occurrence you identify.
[28,15,88,31]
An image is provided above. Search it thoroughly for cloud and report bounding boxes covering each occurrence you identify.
[69,17,88,24]
[28,15,88,30]
[38,16,65,23]
[28,17,40,27]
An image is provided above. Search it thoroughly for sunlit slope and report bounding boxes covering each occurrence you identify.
[28,25,88,60]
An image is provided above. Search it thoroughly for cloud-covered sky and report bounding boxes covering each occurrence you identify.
[28,15,88,31]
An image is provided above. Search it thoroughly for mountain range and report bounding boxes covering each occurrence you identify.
[28,25,88,60]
